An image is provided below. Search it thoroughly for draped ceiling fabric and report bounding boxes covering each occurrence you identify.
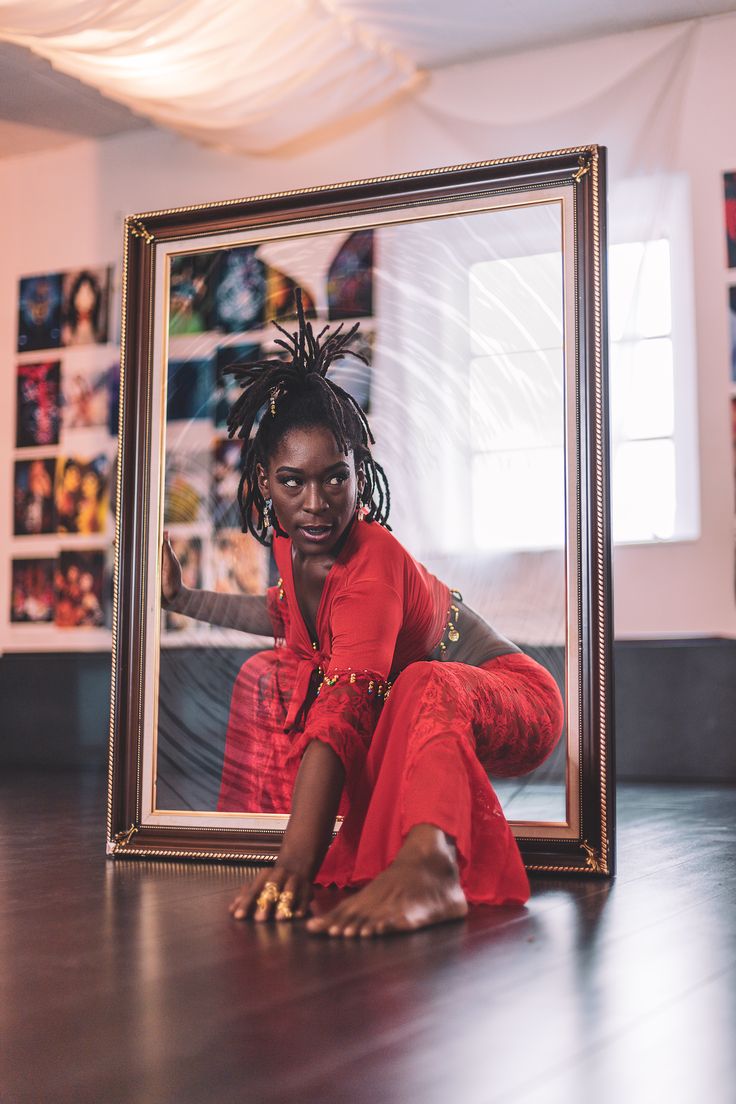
[0,0,709,157]
[0,0,423,154]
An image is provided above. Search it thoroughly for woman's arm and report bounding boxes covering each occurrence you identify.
[229,578,404,922]
[161,532,273,635]
[230,739,345,921]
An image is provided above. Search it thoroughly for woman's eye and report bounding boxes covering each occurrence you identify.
[279,477,301,488]
[328,474,348,485]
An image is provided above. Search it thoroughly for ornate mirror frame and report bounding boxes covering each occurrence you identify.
[107,146,615,877]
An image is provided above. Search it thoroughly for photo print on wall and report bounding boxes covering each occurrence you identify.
[214,344,260,429]
[164,451,210,525]
[61,360,112,430]
[10,558,56,624]
[212,437,243,530]
[265,269,317,323]
[213,247,266,333]
[169,251,221,335]
[13,458,56,536]
[61,267,111,346]
[213,530,268,597]
[18,274,63,352]
[725,173,736,269]
[167,358,213,422]
[16,360,61,447]
[327,229,374,319]
[165,537,203,632]
[55,549,106,628]
[55,455,110,535]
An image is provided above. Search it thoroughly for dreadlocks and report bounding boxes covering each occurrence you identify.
[226,287,391,546]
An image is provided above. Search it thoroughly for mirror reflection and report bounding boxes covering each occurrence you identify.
[155,201,570,833]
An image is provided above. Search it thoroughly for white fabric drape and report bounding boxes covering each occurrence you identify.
[0,0,421,154]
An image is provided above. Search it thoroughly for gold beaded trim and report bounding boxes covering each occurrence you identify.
[277,576,285,601]
[315,671,392,699]
[437,595,462,653]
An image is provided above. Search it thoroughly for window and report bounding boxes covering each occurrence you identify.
[468,173,699,549]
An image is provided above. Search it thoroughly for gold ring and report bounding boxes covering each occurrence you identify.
[255,881,280,910]
[275,889,295,919]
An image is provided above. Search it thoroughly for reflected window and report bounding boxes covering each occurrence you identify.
[469,252,565,551]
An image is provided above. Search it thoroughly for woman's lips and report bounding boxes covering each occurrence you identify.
[298,524,333,542]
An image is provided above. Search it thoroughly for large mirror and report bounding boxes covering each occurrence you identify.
[107,148,614,875]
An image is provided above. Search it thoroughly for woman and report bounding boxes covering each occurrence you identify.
[162,291,563,937]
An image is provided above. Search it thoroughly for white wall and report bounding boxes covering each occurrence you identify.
[1,12,735,640]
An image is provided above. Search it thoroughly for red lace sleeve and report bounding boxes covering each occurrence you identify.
[287,671,392,785]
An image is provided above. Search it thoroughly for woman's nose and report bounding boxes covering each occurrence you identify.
[303,483,328,513]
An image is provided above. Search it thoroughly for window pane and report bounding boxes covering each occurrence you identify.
[612,439,676,542]
[610,337,674,440]
[472,448,565,551]
[609,239,671,341]
[470,349,564,451]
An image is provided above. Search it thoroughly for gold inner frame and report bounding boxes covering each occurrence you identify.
[135,185,583,842]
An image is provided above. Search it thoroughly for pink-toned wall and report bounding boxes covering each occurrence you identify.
[1,13,735,640]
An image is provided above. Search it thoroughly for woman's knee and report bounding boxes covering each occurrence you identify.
[391,660,435,694]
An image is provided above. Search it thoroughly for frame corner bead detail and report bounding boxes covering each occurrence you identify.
[112,824,139,852]
[128,218,155,245]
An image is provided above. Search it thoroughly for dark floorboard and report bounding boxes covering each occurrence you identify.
[1,773,734,1104]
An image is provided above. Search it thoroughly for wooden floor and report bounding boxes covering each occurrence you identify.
[1,773,734,1104]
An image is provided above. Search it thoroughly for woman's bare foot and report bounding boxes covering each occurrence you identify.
[306,824,468,938]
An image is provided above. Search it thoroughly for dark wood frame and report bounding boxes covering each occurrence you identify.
[107,145,615,877]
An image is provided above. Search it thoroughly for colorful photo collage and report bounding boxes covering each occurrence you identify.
[11,265,117,634]
[724,174,736,590]
[11,551,107,628]
[168,229,374,335]
[162,231,376,635]
[18,267,112,352]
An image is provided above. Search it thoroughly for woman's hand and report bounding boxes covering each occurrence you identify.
[161,530,182,604]
[229,863,313,923]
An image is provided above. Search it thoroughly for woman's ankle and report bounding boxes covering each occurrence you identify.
[394,824,459,875]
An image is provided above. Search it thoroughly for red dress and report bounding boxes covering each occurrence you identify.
[217,519,564,906]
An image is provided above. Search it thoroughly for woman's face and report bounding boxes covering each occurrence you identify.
[64,465,81,492]
[73,279,96,316]
[258,426,364,559]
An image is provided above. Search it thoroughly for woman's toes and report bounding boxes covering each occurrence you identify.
[305,915,328,932]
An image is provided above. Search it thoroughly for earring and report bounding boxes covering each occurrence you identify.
[356,502,369,521]
[263,498,272,528]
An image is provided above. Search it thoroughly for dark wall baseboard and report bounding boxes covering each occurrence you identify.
[1,638,734,781]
